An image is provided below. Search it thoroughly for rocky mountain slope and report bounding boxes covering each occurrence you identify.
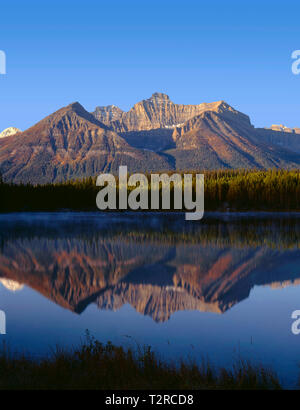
[93,92,244,132]
[256,127,300,153]
[0,102,171,184]
[93,93,300,170]
[167,108,300,170]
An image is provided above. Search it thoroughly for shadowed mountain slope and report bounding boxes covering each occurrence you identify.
[168,109,300,170]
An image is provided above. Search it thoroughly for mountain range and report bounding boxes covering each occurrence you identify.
[0,93,300,183]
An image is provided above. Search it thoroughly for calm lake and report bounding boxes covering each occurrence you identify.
[1,212,300,388]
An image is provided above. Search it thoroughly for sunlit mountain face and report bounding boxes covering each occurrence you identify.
[1,94,300,184]
[1,213,299,322]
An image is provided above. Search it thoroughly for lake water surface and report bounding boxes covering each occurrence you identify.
[1,212,300,388]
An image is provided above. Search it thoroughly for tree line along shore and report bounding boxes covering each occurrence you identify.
[0,169,299,212]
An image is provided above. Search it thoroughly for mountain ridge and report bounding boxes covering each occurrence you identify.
[0,93,300,183]
[93,92,252,132]
[0,101,172,184]
[93,93,300,170]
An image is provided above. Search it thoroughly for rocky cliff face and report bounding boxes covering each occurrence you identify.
[93,105,124,124]
[268,124,300,134]
[256,127,300,153]
[93,92,251,133]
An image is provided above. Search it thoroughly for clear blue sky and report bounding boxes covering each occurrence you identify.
[0,0,299,131]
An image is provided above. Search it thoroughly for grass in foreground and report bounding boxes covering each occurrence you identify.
[0,336,281,390]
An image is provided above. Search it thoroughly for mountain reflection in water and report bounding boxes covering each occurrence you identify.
[0,212,300,323]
